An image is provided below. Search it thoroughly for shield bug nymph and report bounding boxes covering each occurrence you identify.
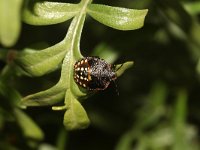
[74,56,117,90]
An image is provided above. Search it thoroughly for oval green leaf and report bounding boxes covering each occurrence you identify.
[183,2,200,15]
[87,4,148,30]
[0,0,22,47]
[23,1,81,25]
[63,90,90,130]
[91,43,119,64]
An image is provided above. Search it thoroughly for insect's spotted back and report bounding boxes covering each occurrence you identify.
[74,56,117,90]
[74,58,90,88]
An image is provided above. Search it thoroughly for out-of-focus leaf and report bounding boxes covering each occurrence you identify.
[56,128,68,150]
[183,2,200,15]
[173,89,187,127]
[63,90,90,130]
[116,130,141,150]
[0,0,22,47]
[23,1,81,25]
[136,81,167,128]
[115,61,134,77]
[87,4,148,30]
[14,108,44,140]
[0,49,8,62]
[0,112,4,129]
[38,144,57,150]
[116,82,168,150]
[136,125,198,149]
[155,0,192,33]
[0,142,19,150]
[91,43,119,64]
[147,127,173,149]
[173,89,188,150]
[0,81,21,107]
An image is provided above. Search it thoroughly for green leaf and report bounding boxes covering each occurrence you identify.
[116,81,168,150]
[63,90,90,130]
[21,83,66,107]
[0,80,21,107]
[137,81,168,128]
[183,2,200,16]
[20,3,89,106]
[0,48,9,62]
[19,0,145,131]
[91,43,119,64]
[23,0,81,25]
[115,61,134,77]
[15,7,87,77]
[58,14,87,98]
[87,4,148,30]
[14,108,44,140]
[15,41,67,77]
[56,128,68,150]
[173,89,188,150]
[0,0,22,47]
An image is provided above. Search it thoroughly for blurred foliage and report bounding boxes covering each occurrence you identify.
[0,0,22,47]
[0,0,200,150]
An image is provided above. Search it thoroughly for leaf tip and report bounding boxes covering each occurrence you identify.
[116,61,134,77]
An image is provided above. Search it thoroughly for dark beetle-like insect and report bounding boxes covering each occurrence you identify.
[74,56,117,90]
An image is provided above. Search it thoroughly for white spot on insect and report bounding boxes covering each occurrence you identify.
[79,82,82,85]
[80,76,83,80]
[80,72,83,75]
[84,77,87,81]
[76,67,80,71]
[83,84,86,87]
[81,67,84,71]
[81,60,84,64]
[85,67,87,71]
[85,59,88,63]
[76,75,79,78]
[78,62,80,65]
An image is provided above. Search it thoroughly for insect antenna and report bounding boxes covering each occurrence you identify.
[111,63,124,96]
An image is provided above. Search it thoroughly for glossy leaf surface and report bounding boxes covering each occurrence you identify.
[23,1,80,25]
[15,41,67,76]
[87,4,148,30]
